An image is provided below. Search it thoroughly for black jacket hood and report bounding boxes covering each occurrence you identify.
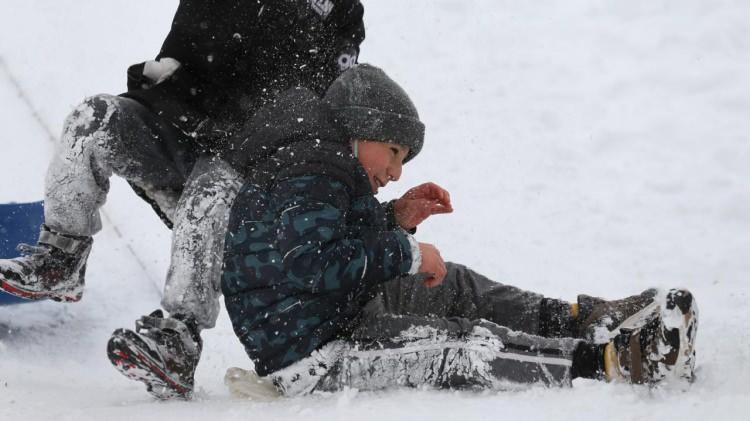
[227,87,371,196]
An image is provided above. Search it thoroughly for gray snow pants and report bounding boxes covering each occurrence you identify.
[272,264,583,395]
[45,94,243,329]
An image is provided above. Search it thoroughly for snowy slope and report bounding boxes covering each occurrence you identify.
[1,1,749,420]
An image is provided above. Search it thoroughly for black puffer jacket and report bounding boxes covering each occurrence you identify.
[122,0,365,153]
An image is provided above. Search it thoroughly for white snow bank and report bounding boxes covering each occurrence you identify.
[1,1,749,420]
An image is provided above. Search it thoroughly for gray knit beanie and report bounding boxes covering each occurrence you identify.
[324,64,425,162]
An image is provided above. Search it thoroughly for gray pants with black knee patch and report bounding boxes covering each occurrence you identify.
[45,94,243,329]
[272,264,583,395]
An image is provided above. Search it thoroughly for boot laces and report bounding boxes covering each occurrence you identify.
[135,310,199,356]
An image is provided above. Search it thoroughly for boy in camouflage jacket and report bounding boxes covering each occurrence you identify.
[222,65,699,396]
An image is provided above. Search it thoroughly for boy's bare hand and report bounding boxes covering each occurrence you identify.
[418,242,446,288]
[394,183,453,230]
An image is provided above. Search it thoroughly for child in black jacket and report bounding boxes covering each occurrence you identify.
[221,65,699,396]
[0,0,365,400]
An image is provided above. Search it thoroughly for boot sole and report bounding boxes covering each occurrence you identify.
[107,328,193,400]
[0,275,81,302]
[660,289,698,382]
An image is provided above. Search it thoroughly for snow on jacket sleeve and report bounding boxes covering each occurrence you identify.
[271,174,413,295]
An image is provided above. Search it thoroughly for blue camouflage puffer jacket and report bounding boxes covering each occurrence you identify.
[221,88,415,376]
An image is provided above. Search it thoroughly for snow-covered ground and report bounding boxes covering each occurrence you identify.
[1,1,749,419]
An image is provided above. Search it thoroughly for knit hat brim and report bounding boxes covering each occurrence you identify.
[331,105,425,162]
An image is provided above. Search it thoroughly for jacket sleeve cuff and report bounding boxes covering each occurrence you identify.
[405,232,421,275]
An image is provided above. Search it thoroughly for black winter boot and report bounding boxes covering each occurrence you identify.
[0,225,92,302]
[107,310,202,400]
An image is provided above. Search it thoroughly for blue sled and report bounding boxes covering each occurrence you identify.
[0,201,44,305]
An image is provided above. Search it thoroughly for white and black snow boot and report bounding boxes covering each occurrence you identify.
[107,310,202,400]
[577,288,695,343]
[0,225,92,302]
[603,289,698,384]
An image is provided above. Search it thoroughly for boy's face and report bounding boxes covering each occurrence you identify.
[355,140,410,194]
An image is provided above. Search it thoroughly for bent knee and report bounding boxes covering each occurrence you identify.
[61,94,124,144]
